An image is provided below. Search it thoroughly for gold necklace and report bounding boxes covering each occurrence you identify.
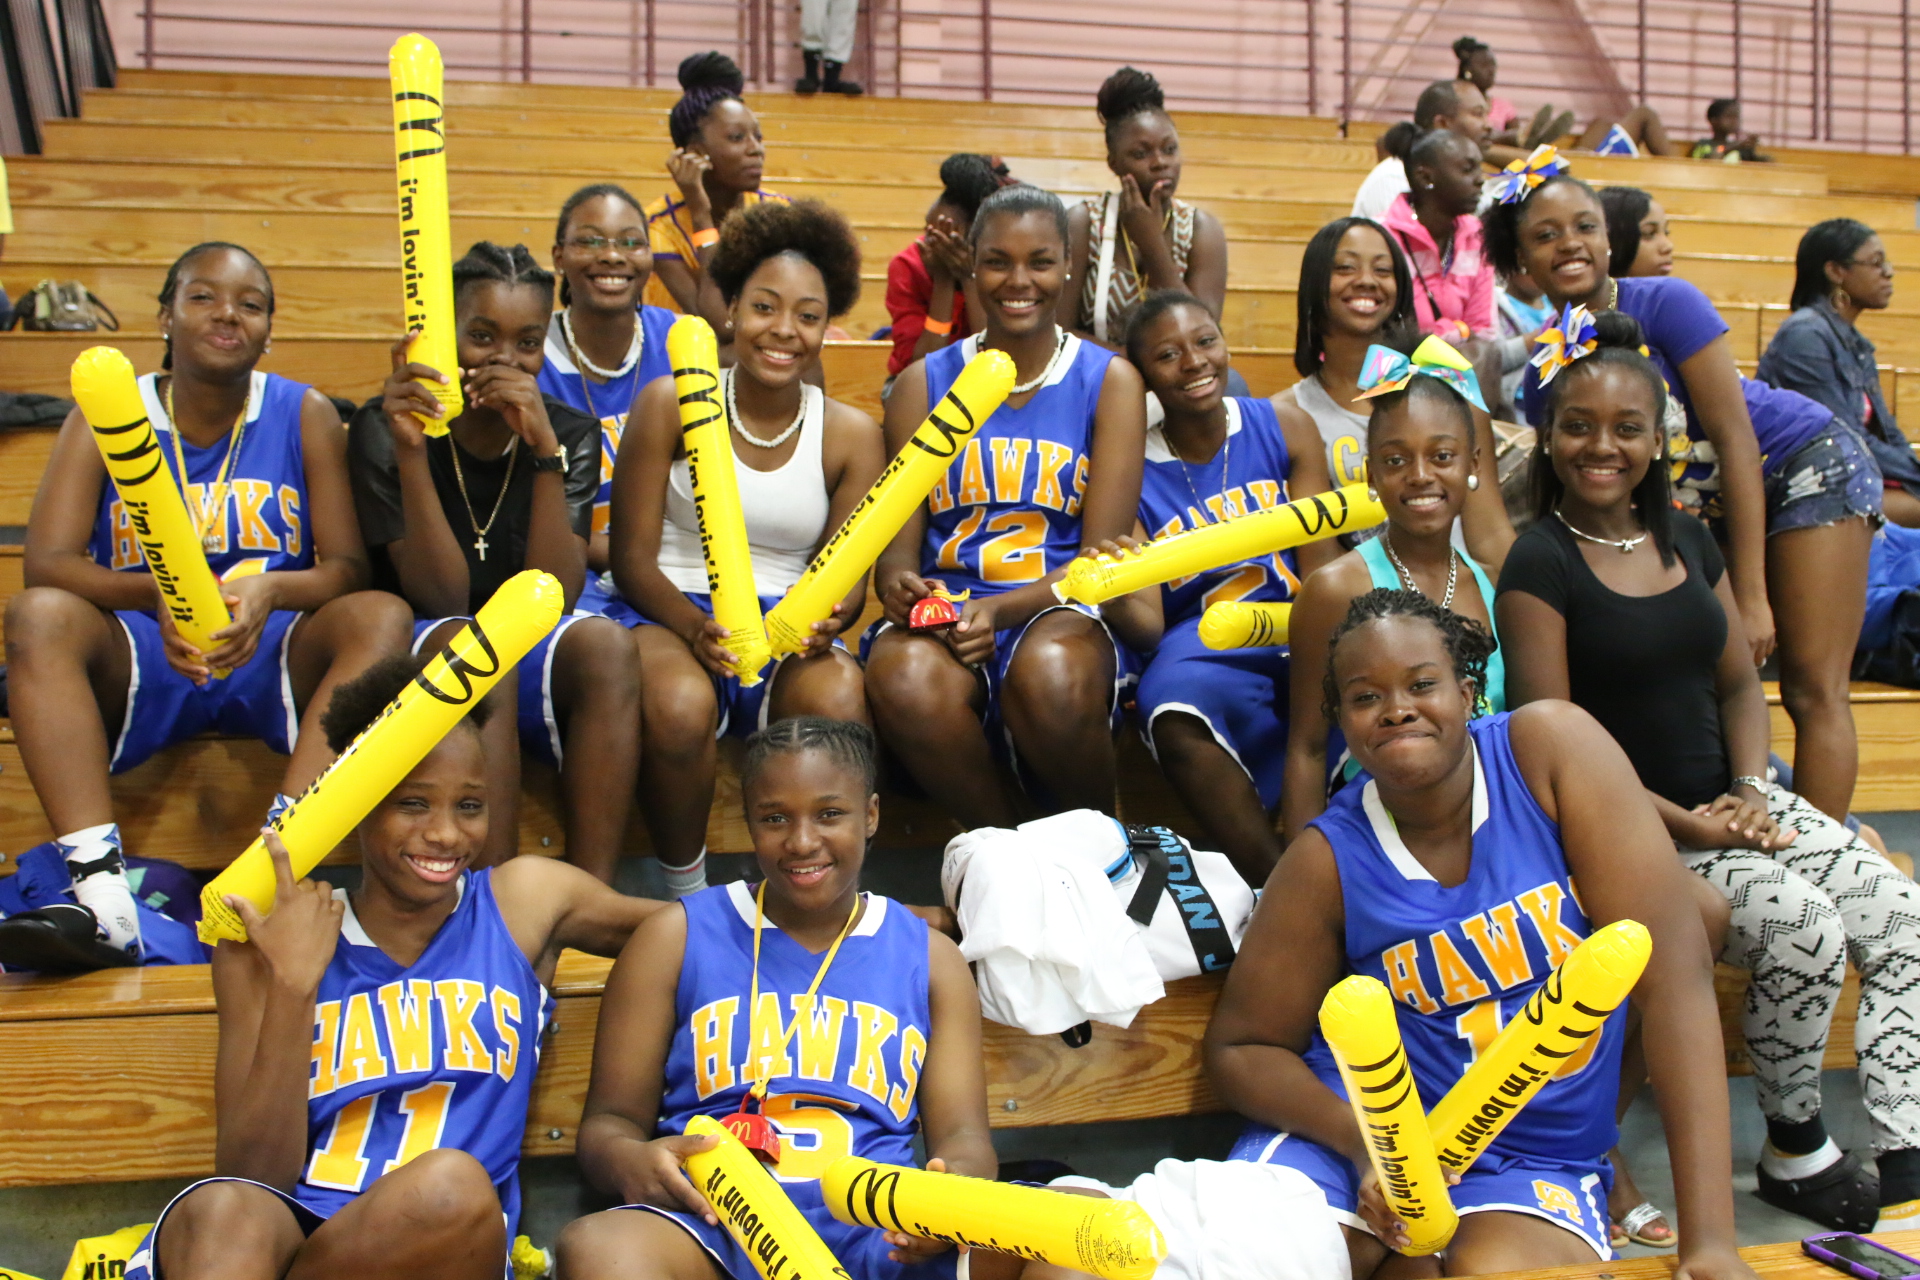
[164,378,251,554]
[448,434,518,561]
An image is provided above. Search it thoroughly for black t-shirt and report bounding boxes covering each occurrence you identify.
[1495,513,1731,808]
[346,395,600,615]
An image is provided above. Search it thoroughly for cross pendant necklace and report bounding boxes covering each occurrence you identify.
[474,532,490,561]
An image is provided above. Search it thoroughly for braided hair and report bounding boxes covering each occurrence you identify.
[452,241,555,310]
[668,52,745,148]
[742,716,878,799]
[1095,66,1168,148]
[938,153,1005,224]
[158,241,275,370]
[1320,588,1496,726]
[552,182,647,306]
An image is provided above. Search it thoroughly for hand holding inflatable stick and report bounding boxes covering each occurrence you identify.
[670,317,772,685]
[821,1156,1165,1280]
[1053,484,1385,607]
[71,346,234,674]
[763,349,1015,657]
[1318,975,1459,1255]
[197,571,564,943]
[390,34,462,433]
[680,1116,852,1280]
[1199,601,1292,650]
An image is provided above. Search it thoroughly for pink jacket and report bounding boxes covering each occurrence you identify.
[1383,193,1496,342]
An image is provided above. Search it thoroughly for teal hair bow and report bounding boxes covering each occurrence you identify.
[1355,335,1488,412]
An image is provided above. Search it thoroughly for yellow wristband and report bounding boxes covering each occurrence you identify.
[921,315,953,336]
[691,227,720,249]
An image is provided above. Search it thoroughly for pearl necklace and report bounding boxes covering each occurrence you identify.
[1555,507,1647,554]
[1009,327,1069,396]
[725,368,807,450]
[560,308,641,380]
[1383,531,1459,610]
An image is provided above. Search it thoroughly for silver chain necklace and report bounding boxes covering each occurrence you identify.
[1555,507,1647,554]
[560,308,641,380]
[1173,411,1233,525]
[725,367,807,450]
[1383,531,1459,610]
[1008,327,1069,396]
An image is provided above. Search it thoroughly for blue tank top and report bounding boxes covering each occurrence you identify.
[1304,713,1625,1166]
[1140,397,1303,625]
[920,333,1110,597]
[301,870,554,1235]
[90,371,314,579]
[1355,538,1506,713]
[536,306,677,538]
[660,883,930,1185]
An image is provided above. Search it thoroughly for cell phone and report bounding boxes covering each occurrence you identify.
[1804,1233,1920,1280]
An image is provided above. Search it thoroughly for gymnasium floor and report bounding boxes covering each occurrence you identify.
[7,814,1915,1276]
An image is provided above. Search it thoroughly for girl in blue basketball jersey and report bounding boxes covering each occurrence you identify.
[1206,591,1755,1280]
[610,200,881,899]
[1119,290,1338,883]
[127,653,665,1280]
[4,242,412,967]
[540,184,677,576]
[350,242,641,882]
[865,185,1149,827]
[556,717,996,1280]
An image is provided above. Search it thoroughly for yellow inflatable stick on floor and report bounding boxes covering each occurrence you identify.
[682,1116,852,1280]
[670,317,772,685]
[390,33,462,433]
[197,571,564,943]
[72,346,234,669]
[1054,484,1385,606]
[763,349,1015,656]
[821,1156,1164,1280]
[1199,601,1292,650]
[1426,920,1651,1173]
[1319,975,1459,1255]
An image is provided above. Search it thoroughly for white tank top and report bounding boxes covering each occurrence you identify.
[1292,374,1371,490]
[657,381,830,597]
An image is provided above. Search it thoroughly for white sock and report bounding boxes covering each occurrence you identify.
[1877,1199,1920,1232]
[58,823,142,957]
[661,852,708,899]
[1761,1137,1844,1181]
[266,793,295,826]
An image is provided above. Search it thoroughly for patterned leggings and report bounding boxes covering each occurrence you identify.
[1682,784,1920,1154]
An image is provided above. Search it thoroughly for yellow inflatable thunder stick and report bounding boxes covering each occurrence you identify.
[390,34,462,434]
[670,316,772,685]
[1425,920,1652,1173]
[1318,975,1459,1255]
[197,571,565,944]
[1199,601,1292,650]
[682,1116,852,1280]
[1053,483,1386,607]
[820,1156,1165,1280]
[72,346,234,667]
[763,349,1017,657]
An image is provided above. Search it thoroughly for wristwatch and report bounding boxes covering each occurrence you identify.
[531,444,568,474]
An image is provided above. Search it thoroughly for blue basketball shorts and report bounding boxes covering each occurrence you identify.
[409,611,602,768]
[108,608,302,774]
[125,1177,327,1280]
[1134,614,1290,810]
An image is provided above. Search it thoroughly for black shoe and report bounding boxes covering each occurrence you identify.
[0,905,139,974]
[795,50,821,94]
[1755,1150,1880,1233]
[822,61,863,95]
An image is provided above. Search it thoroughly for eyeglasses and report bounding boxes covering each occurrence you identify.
[1845,254,1893,274]
[568,235,647,252]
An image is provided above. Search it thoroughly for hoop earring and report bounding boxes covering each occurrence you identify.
[1832,285,1851,311]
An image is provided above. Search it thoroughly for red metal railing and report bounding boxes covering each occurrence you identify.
[125,0,1920,152]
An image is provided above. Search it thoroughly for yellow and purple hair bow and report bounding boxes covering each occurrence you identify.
[1489,144,1570,206]
[1354,334,1487,412]
[1529,302,1599,385]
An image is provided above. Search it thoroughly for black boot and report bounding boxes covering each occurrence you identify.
[795,50,821,94]
[822,60,863,95]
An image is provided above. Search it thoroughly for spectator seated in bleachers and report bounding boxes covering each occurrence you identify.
[1379,128,1497,345]
[1496,311,1920,1235]
[1758,218,1920,528]
[0,241,412,973]
[883,154,1004,387]
[1453,35,1574,165]
[123,653,662,1280]
[346,243,641,882]
[1488,165,1880,824]
[1598,185,1675,278]
[1351,80,1492,223]
[607,200,879,900]
[1692,98,1771,162]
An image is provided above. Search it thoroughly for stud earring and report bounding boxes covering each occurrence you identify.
[1466,472,1480,491]
[1366,486,1379,502]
